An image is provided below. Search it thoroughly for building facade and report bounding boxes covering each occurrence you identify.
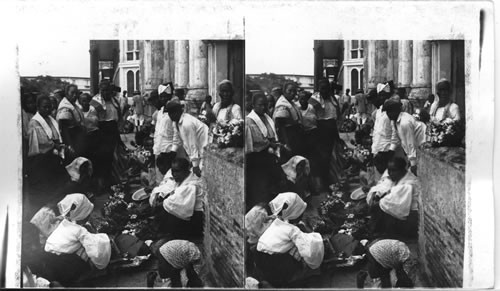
[139,40,244,114]
[341,40,364,93]
[90,40,245,113]
[118,40,141,97]
[363,40,465,111]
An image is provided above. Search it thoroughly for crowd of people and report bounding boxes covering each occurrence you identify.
[21,78,243,287]
[244,77,462,287]
[20,73,462,287]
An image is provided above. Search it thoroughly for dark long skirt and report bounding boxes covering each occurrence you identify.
[303,128,321,177]
[246,150,286,212]
[369,203,418,239]
[316,119,338,186]
[279,124,306,163]
[156,210,204,240]
[252,250,304,288]
[65,125,88,162]
[94,121,125,188]
[27,251,90,287]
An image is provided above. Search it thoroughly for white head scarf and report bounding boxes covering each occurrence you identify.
[281,155,310,184]
[57,194,94,222]
[218,79,233,88]
[158,83,173,95]
[65,157,93,182]
[269,192,307,222]
[376,83,391,94]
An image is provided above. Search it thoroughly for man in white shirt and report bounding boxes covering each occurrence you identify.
[370,83,399,175]
[384,99,426,175]
[429,79,461,122]
[153,83,183,183]
[165,100,209,177]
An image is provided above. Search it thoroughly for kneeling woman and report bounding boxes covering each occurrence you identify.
[246,192,324,288]
[28,194,111,286]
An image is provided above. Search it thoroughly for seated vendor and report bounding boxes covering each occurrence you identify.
[245,192,324,288]
[28,194,111,286]
[148,157,204,266]
[366,157,419,238]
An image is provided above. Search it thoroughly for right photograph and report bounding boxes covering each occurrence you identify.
[244,40,466,288]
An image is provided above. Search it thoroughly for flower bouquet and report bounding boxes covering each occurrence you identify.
[426,118,465,147]
[212,118,244,148]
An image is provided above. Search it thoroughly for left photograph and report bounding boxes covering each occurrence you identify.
[19,39,245,288]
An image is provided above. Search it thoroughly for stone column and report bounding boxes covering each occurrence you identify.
[167,40,176,83]
[375,40,389,84]
[186,40,208,114]
[398,40,413,88]
[409,40,432,108]
[366,40,377,90]
[387,40,395,83]
[89,40,99,95]
[160,40,173,84]
[174,40,189,90]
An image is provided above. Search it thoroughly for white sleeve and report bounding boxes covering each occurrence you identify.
[78,229,111,269]
[163,184,197,220]
[232,104,243,120]
[245,121,255,153]
[401,120,418,166]
[379,184,414,220]
[291,231,324,269]
[27,124,41,156]
[449,104,461,121]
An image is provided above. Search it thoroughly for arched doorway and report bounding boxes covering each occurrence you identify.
[135,71,140,93]
[351,68,359,92]
[360,69,364,91]
[127,70,134,96]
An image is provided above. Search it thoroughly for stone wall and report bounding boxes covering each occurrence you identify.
[202,144,244,287]
[417,146,465,287]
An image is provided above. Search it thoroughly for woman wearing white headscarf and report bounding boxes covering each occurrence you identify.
[27,194,112,286]
[33,194,111,268]
[246,193,324,287]
[281,156,312,200]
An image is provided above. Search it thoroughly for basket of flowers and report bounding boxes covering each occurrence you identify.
[426,118,465,147]
[212,118,244,148]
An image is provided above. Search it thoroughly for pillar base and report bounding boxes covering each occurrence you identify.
[408,87,431,109]
[185,88,208,115]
